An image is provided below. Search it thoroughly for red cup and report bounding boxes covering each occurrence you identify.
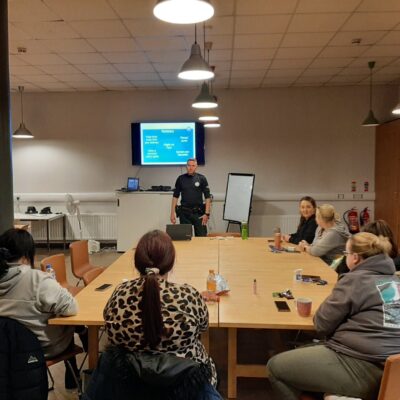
[296,297,312,317]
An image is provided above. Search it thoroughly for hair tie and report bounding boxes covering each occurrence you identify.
[145,267,160,276]
[0,247,11,260]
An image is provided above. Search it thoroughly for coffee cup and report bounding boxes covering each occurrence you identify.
[295,297,312,317]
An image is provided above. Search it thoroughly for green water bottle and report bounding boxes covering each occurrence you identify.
[241,221,248,240]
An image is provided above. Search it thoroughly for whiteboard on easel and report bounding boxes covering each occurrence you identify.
[223,173,255,223]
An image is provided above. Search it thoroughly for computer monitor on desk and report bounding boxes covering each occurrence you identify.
[127,177,139,192]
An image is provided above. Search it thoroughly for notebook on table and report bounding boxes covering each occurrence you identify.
[166,224,192,241]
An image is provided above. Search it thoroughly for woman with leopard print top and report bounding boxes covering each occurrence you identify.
[103,230,218,387]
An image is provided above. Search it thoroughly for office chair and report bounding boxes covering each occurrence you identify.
[83,267,105,286]
[70,240,104,286]
[40,253,82,296]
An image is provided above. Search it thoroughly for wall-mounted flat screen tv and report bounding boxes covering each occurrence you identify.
[131,122,205,166]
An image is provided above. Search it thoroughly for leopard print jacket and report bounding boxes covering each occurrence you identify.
[103,278,217,386]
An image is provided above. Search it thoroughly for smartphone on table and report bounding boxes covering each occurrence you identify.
[274,301,291,312]
[95,283,112,291]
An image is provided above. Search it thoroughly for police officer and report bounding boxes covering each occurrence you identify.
[170,158,211,237]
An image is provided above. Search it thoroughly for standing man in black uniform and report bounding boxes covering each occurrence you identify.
[170,158,211,237]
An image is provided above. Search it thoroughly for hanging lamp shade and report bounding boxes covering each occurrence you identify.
[13,86,34,139]
[392,102,400,115]
[204,119,221,128]
[192,82,218,109]
[178,42,214,80]
[198,109,219,121]
[153,0,214,24]
[362,61,380,127]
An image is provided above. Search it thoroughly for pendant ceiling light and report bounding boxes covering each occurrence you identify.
[192,82,218,109]
[362,61,380,127]
[153,0,214,24]
[198,109,219,121]
[204,119,221,128]
[392,87,400,115]
[178,24,214,80]
[13,86,34,139]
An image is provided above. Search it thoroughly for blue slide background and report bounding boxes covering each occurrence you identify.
[140,123,196,165]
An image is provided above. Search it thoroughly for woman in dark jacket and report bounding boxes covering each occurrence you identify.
[283,196,317,245]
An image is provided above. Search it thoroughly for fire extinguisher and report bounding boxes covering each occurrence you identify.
[360,207,370,227]
[343,207,360,234]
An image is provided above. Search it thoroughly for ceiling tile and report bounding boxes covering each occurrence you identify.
[358,0,400,12]
[232,60,270,70]
[8,24,32,40]
[136,37,187,51]
[205,35,233,50]
[270,58,312,69]
[362,45,400,57]
[51,73,93,82]
[13,21,80,39]
[39,64,81,74]
[330,31,387,46]
[209,49,232,62]
[8,0,59,22]
[329,75,363,83]
[77,64,118,74]
[146,50,187,63]
[342,13,400,31]
[9,39,52,54]
[213,0,235,16]
[153,63,182,73]
[159,72,180,80]
[67,81,103,89]
[124,19,192,37]
[18,53,68,65]
[44,0,118,20]
[236,0,297,15]
[36,82,74,91]
[310,57,353,68]
[288,13,349,33]
[122,72,160,81]
[62,52,108,64]
[108,0,153,19]
[267,68,304,77]
[19,74,58,83]
[69,20,130,38]
[231,70,266,78]
[103,52,148,63]
[9,55,28,66]
[205,17,235,35]
[10,65,44,75]
[379,31,400,45]
[88,73,126,82]
[229,78,261,87]
[376,65,400,75]
[39,39,96,53]
[233,48,275,60]
[281,32,335,47]
[88,38,138,52]
[296,75,331,83]
[338,67,370,75]
[319,45,368,58]
[234,34,283,49]
[101,81,133,90]
[235,15,291,34]
[133,80,166,88]
[302,67,342,76]
[114,63,155,73]
[349,56,396,67]
[262,77,296,85]
[297,0,360,13]
[275,47,322,59]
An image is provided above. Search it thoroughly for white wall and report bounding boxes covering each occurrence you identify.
[10,85,399,236]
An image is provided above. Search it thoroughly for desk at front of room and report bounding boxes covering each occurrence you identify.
[50,237,336,398]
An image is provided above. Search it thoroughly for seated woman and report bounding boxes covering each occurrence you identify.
[267,232,400,400]
[298,204,350,265]
[283,196,317,245]
[335,219,400,275]
[0,228,80,388]
[103,229,218,388]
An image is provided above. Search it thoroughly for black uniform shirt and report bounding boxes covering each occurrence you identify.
[173,173,210,207]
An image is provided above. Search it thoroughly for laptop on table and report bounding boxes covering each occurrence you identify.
[127,177,139,192]
[166,224,192,241]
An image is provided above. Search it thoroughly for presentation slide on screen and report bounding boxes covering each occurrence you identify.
[140,122,196,165]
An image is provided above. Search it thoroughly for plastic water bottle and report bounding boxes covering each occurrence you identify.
[274,227,282,250]
[206,269,217,294]
[46,264,56,280]
[241,221,248,240]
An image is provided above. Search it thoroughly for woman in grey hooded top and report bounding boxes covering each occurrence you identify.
[298,204,350,265]
[267,232,400,400]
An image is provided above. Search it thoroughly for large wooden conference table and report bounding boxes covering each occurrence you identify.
[50,237,336,398]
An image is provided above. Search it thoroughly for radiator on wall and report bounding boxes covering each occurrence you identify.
[30,214,117,241]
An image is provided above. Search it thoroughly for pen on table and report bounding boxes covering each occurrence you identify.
[253,278,257,295]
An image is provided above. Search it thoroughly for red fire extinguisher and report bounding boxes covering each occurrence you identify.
[343,207,360,234]
[360,207,370,227]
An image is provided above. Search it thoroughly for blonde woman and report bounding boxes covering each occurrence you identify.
[267,233,400,400]
[298,204,350,265]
